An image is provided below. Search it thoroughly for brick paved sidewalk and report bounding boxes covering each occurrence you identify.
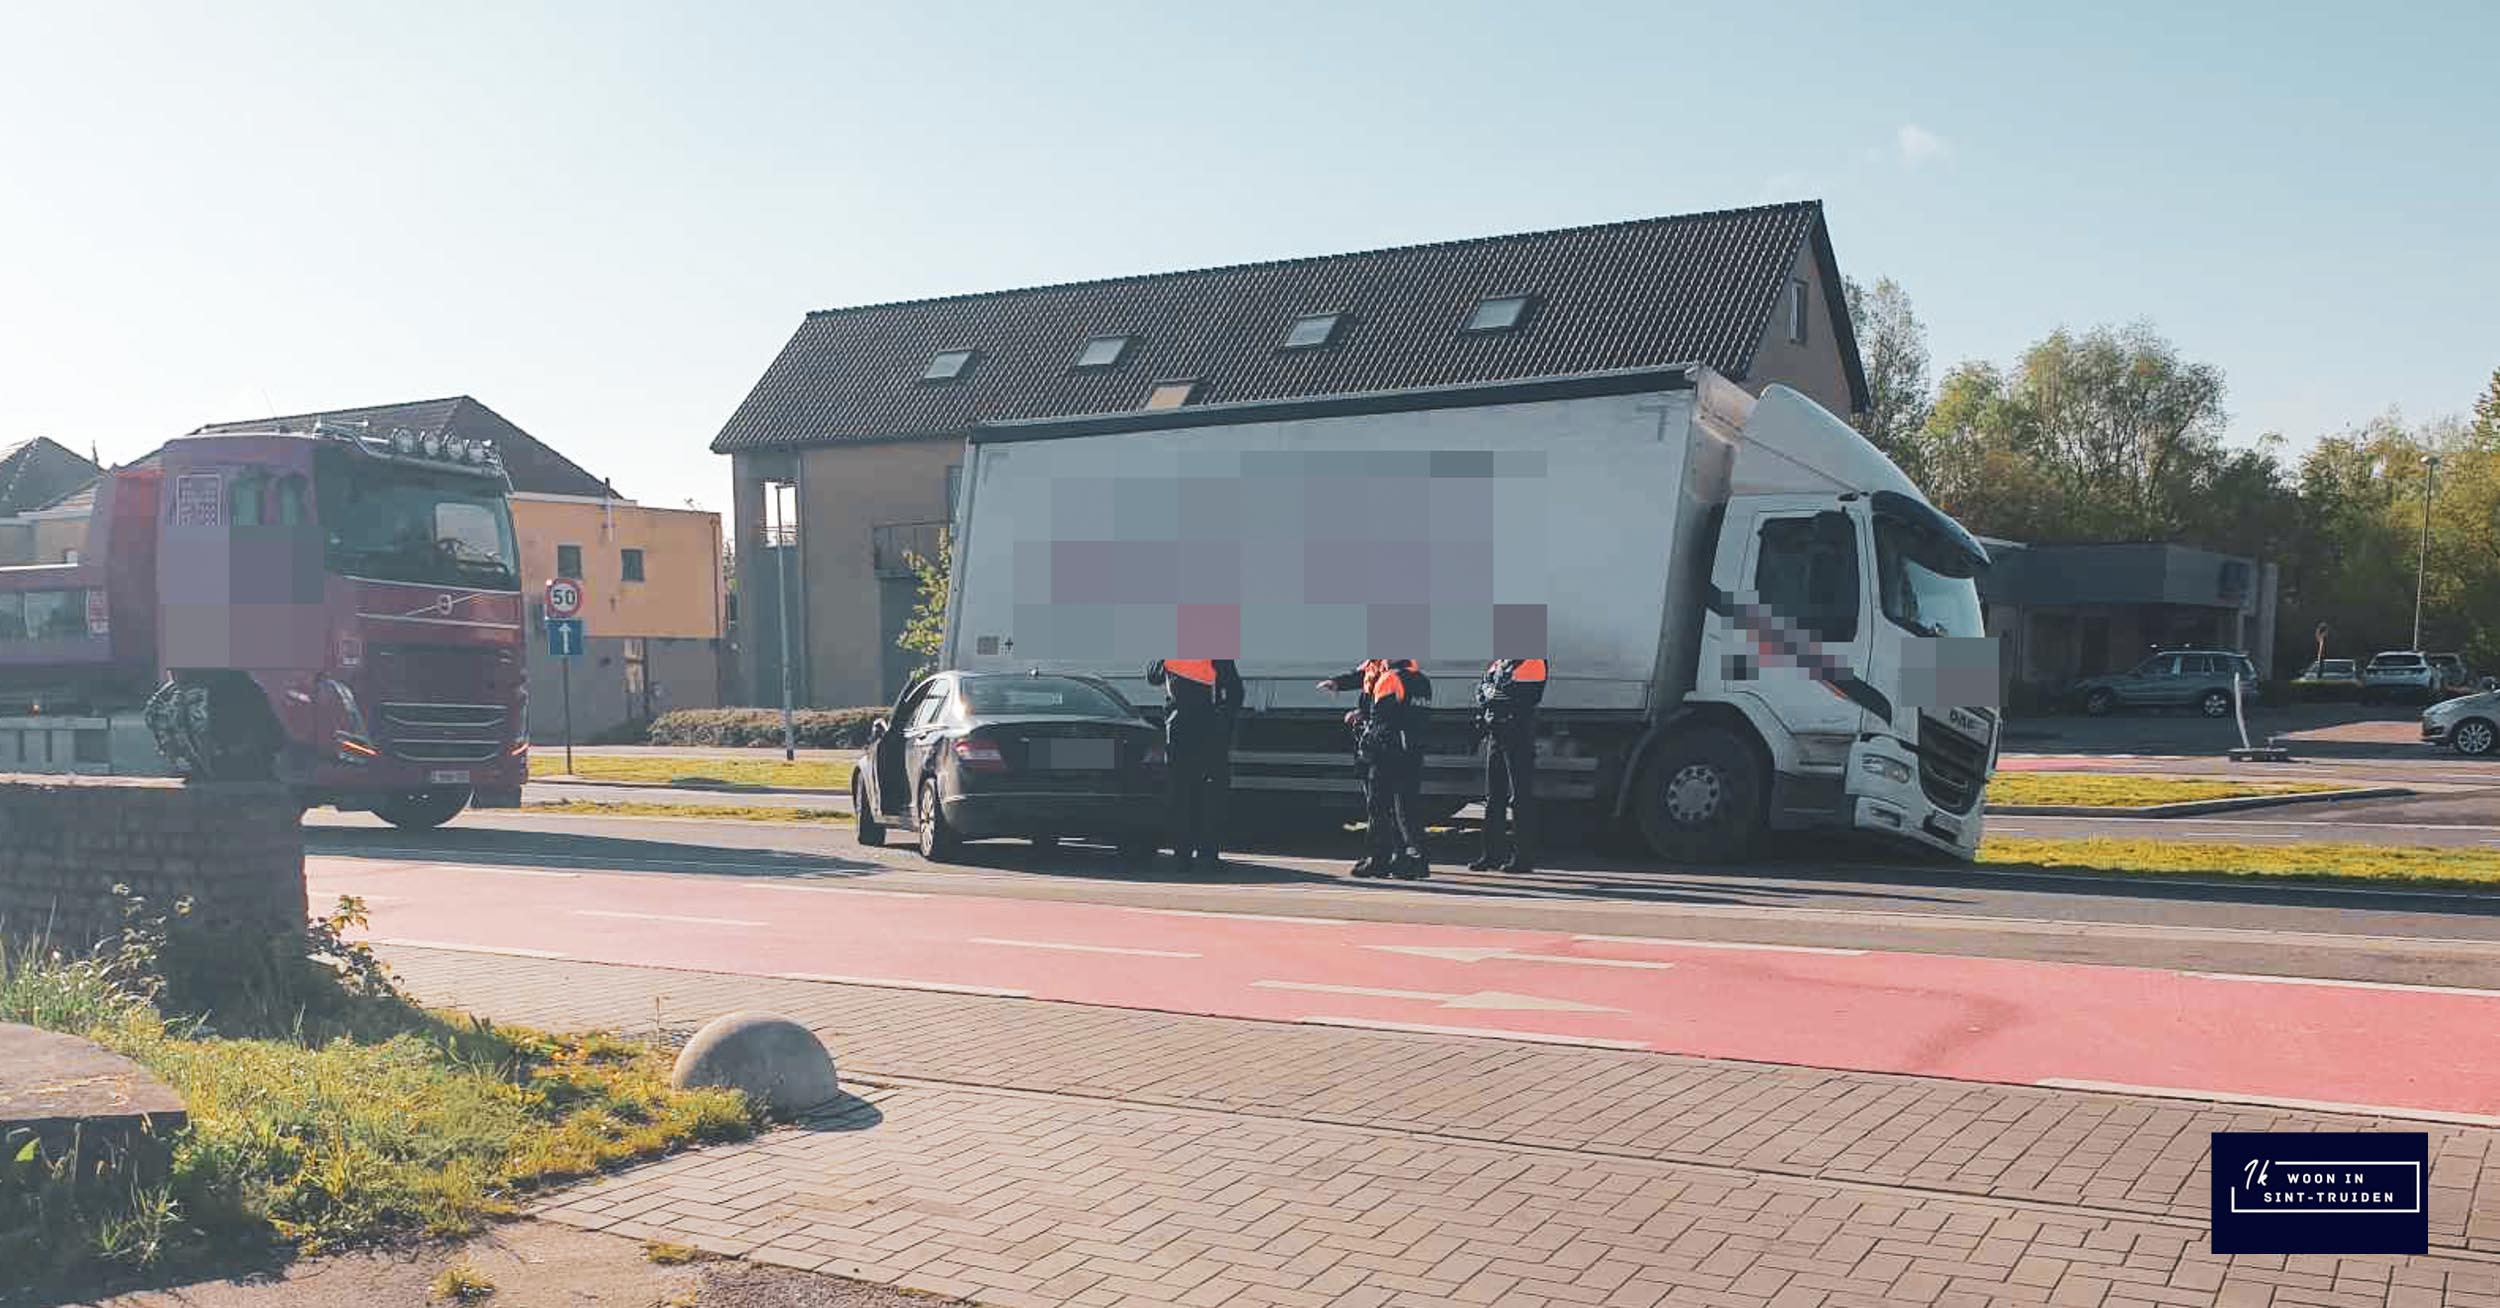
[385,945,2500,1307]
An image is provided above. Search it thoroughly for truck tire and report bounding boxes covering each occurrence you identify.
[375,787,471,830]
[1633,729,1764,864]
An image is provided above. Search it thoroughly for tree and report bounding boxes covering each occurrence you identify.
[2473,366,2500,444]
[1843,276,1933,472]
[897,528,951,682]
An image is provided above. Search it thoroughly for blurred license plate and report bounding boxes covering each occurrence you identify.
[1925,812,1963,841]
[1038,739,1113,770]
[429,769,472,785]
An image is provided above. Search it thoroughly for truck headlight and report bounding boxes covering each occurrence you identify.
[1860,754,1914,785]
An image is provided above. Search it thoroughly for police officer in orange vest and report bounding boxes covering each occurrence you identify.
[1471,658,1547,872]
[1147,658,1243,871]
[1319,659,1432,879]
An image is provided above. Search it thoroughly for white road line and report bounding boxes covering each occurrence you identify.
[371,938,571,960]
[1124,907,1351,925]
[1573,934,1868,957]
[751,883,929,898]
[574,909,767,927]
[776,973,1031,998]
[1363,944,1672,970]
[2036,1078,2500,1128]
[1298,1017,1648,1051]
[2185,972,2500,1000]
[969,937,1201,958]
[427,864,580,879]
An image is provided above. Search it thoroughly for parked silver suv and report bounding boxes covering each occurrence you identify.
[2361,651,2444,704]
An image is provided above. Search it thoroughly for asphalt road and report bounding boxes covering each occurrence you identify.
[308,800,2500,988]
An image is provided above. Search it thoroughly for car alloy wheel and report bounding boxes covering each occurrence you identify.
[2199,689,2231,718]
[2084,688,2116,717]
[2457,719,2498,757]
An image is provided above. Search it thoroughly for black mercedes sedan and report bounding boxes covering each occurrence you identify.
[852,670,1168,862]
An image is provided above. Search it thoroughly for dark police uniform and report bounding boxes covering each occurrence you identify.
[1322,659,1432,879]
[1147,659,1242,870]
[1472,658,1547,872]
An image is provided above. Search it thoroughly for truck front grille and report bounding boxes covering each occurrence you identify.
[1916,714,1987,816]
[380,702,507,764]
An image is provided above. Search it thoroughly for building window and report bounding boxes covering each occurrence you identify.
[1075,335,1130,369]
[1787,279,1809,345]
[621,548,645,582]
[1280,313,1343,350]
[1464,294,1533,334]
[922,349,976,382]
[557,544,583,579]
[1145,380,1198,410]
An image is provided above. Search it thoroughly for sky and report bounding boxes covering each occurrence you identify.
[2,1,2493,512]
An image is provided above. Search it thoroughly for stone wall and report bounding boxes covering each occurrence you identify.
[0,775,305,951]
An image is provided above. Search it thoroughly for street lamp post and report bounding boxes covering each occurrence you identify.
[2412,453,2440,652]
[766,481,799,762]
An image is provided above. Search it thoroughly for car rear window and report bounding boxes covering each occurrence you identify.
[960,678,1130,718]
[2371,654,2424,668]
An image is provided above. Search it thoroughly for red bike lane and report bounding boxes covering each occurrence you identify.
[314,855,2500,1124]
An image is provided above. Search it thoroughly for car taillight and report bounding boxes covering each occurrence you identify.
[955,737,1006,772]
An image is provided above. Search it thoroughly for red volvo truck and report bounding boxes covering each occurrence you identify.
[0,422,528,827]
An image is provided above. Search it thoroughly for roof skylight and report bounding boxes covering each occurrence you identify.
[1465,294,1533,333]
[923,349,976,382]
[1076,335,1131,369]
[1280,313,1342,350]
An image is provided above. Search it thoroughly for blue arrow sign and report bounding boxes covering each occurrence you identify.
[547,617,586,659]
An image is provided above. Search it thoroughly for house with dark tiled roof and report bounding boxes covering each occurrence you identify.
[715,199,1871,706]
[191,397,727,738]
[0,438,104,566]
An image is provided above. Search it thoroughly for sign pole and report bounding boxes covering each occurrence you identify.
[771,483,798,763]
[562,654,575,777]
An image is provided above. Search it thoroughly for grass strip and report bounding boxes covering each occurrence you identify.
[524,800,849,823]
[1986,773,2344,808]
[1980,836,2500,888]
[531,755,853,792]
[0,899,762,1296]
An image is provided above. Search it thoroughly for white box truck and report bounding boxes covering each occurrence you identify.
[942,366,1998,861]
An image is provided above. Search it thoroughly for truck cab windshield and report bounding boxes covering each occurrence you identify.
[1874,511,1985,639]
[315,448,519,590]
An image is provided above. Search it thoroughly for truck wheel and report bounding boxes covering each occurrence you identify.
[853,775,885,847]
[1634,730,1764,864]
[375,787,471,830]
[915,777,961,863]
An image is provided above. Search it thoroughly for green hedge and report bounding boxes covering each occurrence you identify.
[647,707,888,750]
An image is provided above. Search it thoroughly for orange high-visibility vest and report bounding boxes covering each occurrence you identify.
[1510,658,1547,683]
[1164,659,1217,686]
[1369,660,1413,703]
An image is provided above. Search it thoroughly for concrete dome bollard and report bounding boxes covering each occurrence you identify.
[670,1012,840,1118]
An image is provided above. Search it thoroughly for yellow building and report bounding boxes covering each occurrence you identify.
[196,398,726,740]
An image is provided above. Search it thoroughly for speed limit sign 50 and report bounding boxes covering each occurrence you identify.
[545,578,584,618]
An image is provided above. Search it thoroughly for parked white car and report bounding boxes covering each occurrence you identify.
[2362,650,2444,704]
[2423,688,2500,757]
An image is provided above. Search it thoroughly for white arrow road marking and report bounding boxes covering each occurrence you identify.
[575,910,767,927]
[1363,944,1673,970]
[971,937,1201,958]
[1253,979,1618,1013]
[1298,1017,1648,1050]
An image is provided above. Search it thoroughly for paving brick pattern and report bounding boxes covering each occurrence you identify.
[384,946,2500,1305]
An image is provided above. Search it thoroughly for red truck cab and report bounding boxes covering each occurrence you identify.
[0,422,529,826]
